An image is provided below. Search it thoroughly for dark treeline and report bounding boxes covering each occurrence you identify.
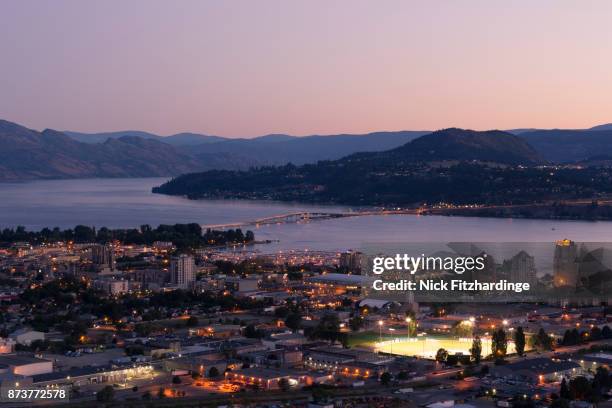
[561,326,612,346]
[0,224,254,249]
[154,161,612,207]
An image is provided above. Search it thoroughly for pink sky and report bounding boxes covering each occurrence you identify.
[1,1,612,137]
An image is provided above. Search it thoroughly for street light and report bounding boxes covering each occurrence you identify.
[378,320,383,342]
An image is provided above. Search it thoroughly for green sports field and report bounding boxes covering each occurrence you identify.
[349,331,518,359]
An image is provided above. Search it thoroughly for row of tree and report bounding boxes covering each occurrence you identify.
[556,367,611,405]
[561,326,612,346]
[0,224,254,249]
[437,326,555,365]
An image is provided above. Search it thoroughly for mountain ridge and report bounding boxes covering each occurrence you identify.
[4,118,612,180]
[0,120,203,180]
[153,128,566,206]
[388,128,543,164]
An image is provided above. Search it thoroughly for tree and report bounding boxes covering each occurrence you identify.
[348,316,364,332]
[274,306,290,318]
[569,376,591,400]
[491,328,507,358]
[436,348,449,363]
[244,324,263,339]
[284,312,302,331]
[453,320,474,338]
[96,385,114,402]
[186,315,199,327]
[602,325,611,339]
[563,329,581,346]
[339,332,349,348]
[397,371,409,380]
[310,313,342,343]
[172,375,182,384]
[594,366,611,388]
[312,385,333,403]
[530,328,553,351]
[513,395,535,408]
[278,378,291,392]
[470,336,482,364]
[380,372,392,386]
[590,326,602,340]
[514,326,526,356]
[550,398,570,408]
[560,378,571,400]
[446,354,459,366]
[208,366,220,378]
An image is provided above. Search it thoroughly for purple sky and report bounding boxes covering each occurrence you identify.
[1,1,612,137]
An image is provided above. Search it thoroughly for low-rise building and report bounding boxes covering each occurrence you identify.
[163,355,227,378]
[490,357,581,383]
[190,324,242,339]
[225,276,259,293]
[93,278,129,295]
[9,329,45,346]
[0,354,53,376]
[32,363,154,387]
[0,338,16,354]
[306,273,369,295]
[262,332,307,349]
[577,353,612,371]
[225,367,312,390]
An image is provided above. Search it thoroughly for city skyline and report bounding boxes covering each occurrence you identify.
[2,1,612,137]
[2,2,612,406]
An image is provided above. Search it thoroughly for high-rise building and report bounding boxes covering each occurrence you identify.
[475,251,497,282]
[170,254,195,289]
[554,239,578,287]
[91,244,116,270]
[509,251,536,284]
[339,251,364,273]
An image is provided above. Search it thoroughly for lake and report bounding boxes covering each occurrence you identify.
[1,178,612,252]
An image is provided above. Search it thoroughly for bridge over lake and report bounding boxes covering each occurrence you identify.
[202,209,422,230]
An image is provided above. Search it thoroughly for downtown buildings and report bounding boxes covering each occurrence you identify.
[170,254,196,289]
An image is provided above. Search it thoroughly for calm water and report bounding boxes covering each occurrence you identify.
[1,178,612,252]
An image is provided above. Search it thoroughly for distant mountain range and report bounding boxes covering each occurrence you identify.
[520,129,612,163]
[64,130,226,146]
[64,128,430,167]
[3,118,612,180]
[153,128,612,206]
[0,119,429,180]
[57,122,612,166]
[0,120,202,180]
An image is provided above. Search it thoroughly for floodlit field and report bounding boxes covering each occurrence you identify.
[373,336,518,359]
[346,331,398,347]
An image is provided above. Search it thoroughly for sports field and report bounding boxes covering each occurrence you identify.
[349,332,518,359]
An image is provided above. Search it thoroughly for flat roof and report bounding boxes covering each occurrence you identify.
[32,362,147,384]
[228,367,308,380]
[268,333,305,341]
[0,354,50,366]
[582,353,612,363]
[307,273,369,285]
[502,358,579,374]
